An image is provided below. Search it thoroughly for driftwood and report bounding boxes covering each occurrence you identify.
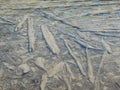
[95,32,120,38]
[47,62,64,77]
[15,14,29,31]
[0,40,26,46]
[86,48,95,83]
[3,62,15,70]
[65,63,75,79]
[0,16,15,24]
[60,30,103,51]
[73,38,94,49]
[40,73,48,90]
[1,1,120,10]
[27,17,35,52]
[82,8,120,16]
[34,57,46,71]
[62,76,72,90]
[63,39,86,76]
[94,51,108,90]
[41,25,60,55]
[101,38,112,54]
[86,48,94,83]
[40,62,65,90]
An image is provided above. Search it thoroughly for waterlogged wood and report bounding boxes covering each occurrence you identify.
[0,22,15,25]
[102,38,112,53]
[86,48,94,84]
[95,51,108,90]
[97,51,108,75]
[3,62,15,70]
[1,1,120,10]
[0,40,27,46]
[49,86,66,90]
[39,11,81,31]
[15,14,29,31]
[40,73,47,90]
[63,76,72,90]
[95,32,120,38]
[75,82,83,87]
[0,0,120,90]
[111,76,120,81]
[61,31,103,51]
[91,8,120,16]
[47,62,64,77]
[0,16,14,24]
[34,57,45,69]
[65,63,75,79]
[106,73,120,88]
[73,38,103,51]
[27,17,35,52]
[63,39,86,76]
[73,38,94,49]
[103,86,108,90]
[82,8,120,16]
[73,31,101,49]
[41,25,60,55]
[0,69,4,78]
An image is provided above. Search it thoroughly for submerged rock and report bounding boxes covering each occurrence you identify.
[18,63,31,74]
[34,57,45,69]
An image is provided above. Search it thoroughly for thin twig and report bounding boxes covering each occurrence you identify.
[94,51,108,90]
[27,17,35,52]
[15,14,29,31]
[63,39,86,76]
[86,48,94,83]
[101,38,112,54]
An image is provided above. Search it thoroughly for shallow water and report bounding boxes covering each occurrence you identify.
[0,0,120,90]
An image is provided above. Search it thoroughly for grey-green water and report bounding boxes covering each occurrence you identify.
[0,0,120,90]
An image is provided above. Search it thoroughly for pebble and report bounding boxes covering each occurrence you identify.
[34,57,45,69]
[18,63,31,74]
